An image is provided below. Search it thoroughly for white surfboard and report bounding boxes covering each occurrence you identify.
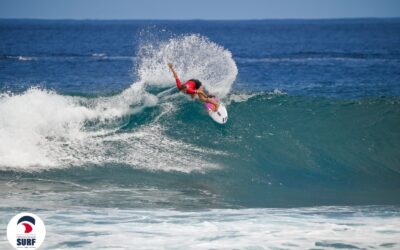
[204,99,228,124]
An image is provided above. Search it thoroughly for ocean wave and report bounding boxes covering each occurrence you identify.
[1,91,399,206]
[0,54,135,62]
[0,34,237,172]
[91,53,106,57]
[0,55,36,61]
[1,32,399,206]
[1,88,399,177]
[0,86,223,172]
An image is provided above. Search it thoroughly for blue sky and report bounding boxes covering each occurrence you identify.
[1,0,399,20]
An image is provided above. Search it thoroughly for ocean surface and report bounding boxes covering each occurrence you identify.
[1,19,400,249]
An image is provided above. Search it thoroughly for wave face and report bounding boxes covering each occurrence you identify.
[1,91,399,207]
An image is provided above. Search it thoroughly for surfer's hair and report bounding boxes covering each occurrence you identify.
[190,79,202,89]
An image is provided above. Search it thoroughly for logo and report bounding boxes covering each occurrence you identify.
[7,213,46,249]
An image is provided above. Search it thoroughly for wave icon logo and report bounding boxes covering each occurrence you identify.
[17,215,35,233]
[7,213,46,249]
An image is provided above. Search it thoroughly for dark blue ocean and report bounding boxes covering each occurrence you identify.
[1,19,400,249]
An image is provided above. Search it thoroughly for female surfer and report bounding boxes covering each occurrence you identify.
[168,63,219,111]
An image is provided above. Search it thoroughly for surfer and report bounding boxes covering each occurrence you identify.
[168,63,219,111]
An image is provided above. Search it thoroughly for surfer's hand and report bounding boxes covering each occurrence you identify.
[168,63,179,80]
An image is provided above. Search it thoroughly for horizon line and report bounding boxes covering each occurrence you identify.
[1,16,400,22]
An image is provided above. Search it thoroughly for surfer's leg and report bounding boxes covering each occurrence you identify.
[197,91,208,102]
[198,89,219,111]
[204,96,219,111]
[209,100,219,112]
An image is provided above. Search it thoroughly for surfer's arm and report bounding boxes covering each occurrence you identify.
[168,63,182,89]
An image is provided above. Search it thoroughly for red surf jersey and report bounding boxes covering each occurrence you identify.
[175,78,197,94]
